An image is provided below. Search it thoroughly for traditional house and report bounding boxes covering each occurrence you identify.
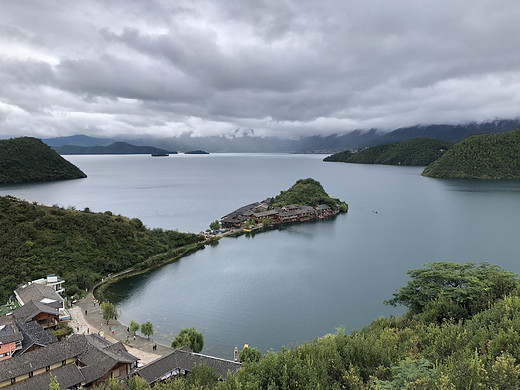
[30,275,66,295]
[0,334,138,389]
[0,317,22,362]
[14,320,58,356]
[252,209,279,224]
[135,346,241,386]
[12,300,60,330]
[315,204,333,217]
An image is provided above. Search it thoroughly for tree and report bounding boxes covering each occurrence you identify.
[185,363,219,388]
[100,301,118,324]
[141,321,154,339]
[209,220,220,231]
[171,327,204,353]
[129,320,140,335]
[384,262,519,321]
[239,345,262,363]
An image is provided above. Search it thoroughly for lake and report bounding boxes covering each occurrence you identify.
[2,153,520,359]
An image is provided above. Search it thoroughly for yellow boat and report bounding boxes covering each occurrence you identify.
[243,228,252,232]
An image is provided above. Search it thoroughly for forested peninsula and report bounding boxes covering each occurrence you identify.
[323,138,452,166]
[0,196,204,301]
[422,128,520,179]
[0,137,86,184]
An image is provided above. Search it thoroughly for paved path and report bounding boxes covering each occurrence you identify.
[69,292,172,364]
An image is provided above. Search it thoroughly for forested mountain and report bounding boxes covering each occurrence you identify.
[0,196,203,301]
[422,128,520,179]
[52,142,173,155]
[323,138,453,166]
[0,137,86,184]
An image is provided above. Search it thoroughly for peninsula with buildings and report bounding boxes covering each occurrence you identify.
[219,178,348,233]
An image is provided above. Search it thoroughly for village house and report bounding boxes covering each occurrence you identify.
[135,346,241,386]
[0,317,22,362]
[12,300,60,330]
[0,334,138,389]
[14,281,69,320]
[12,319,58,356]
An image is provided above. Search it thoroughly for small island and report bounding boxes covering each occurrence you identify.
[219,178,348,232]
[0,137,87,184]
[185,150,209,154]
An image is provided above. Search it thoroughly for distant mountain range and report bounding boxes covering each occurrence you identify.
[42,118,520,154]
[51,142,173,155]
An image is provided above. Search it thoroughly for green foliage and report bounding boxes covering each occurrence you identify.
[171,327,204,353]
[209,220,220,230]
[130,319,140,334]
[141,321,154,339]
[324,138,453,166]
[49,374,60,390]
[0,137,87,184]
[239,346,262,364]
[422,128,520,178]
[270,178,348,212]
[0,196,203,302]
[185,364,219,388]
[101,301,118,324]
[384,262,518,321]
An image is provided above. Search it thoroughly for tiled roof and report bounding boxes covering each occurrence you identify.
[8,363,85,390]
[0,316,22,344]
[12,300,59,323]
[0,334,137,384]
[136,347,241,385]
[14,320,58,356]
[15,283,63,309]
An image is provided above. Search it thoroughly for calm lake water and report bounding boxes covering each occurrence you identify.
[2,154,520,359]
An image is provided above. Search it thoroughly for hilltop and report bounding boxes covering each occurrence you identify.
[271,178,348,212]
[324,138,453,166]
[0,196,204,302]
[422,128,520,179]
[0,137,86,184]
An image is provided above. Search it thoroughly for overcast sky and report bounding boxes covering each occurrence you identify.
[1,1,519,140]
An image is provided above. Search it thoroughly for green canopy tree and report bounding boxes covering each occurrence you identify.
[140,321,154,339]
[239,346,262,364]
[384,262,519,321]
[129,320,140,335]
[171,327,204,353]
[100,301,118,324]
[209,220,220,231]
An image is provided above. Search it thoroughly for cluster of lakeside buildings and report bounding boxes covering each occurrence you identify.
[0,275,241,389]
[220,198,338,230]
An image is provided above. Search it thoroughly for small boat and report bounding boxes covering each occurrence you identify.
[243,228,252,232]
[151,152,169,157]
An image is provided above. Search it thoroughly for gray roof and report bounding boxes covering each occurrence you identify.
[8,363,85,390]
[316,204,332,210]
[136,347,241,384]
[0,334,138,384]
[12,300,59,323]
[14,320,58,356]
[15,283,63,309]
[0,315,22,345]
[253,210,279,218]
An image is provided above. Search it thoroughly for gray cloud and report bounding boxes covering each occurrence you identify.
[1,0,519,139]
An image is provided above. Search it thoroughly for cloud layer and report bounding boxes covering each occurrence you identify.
[1,0,520,139]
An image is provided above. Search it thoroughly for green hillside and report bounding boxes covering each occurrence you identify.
[52,141,174,155]
[0,196,203,301]
[270,178,348,212]
[324,138,452,166]
[422,129,520,179]
[0,137,87,184]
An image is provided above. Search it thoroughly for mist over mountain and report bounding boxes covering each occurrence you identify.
[43,119,520,154]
